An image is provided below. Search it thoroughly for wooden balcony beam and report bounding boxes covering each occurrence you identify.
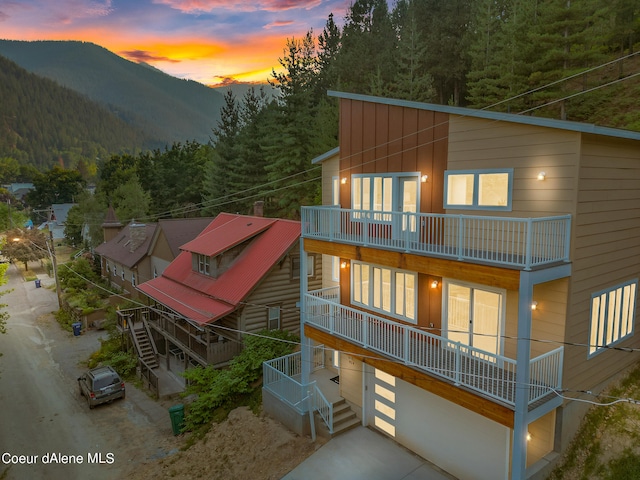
[305,324,515,429]
[304,238,520,291]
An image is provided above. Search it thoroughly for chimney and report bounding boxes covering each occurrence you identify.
[129,222,147,252]
[253,201,264,217]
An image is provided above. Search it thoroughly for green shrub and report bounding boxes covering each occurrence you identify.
[181,329,299,432]
[55,309,75,332]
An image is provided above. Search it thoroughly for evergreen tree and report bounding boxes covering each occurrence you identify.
[336,0,396,94]
[265,33,322,218]
[203,90,243,215]
[389,12,436,102]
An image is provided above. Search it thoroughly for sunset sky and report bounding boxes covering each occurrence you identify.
[0,0,351,86]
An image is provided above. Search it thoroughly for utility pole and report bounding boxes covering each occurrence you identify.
[48,230,62,309]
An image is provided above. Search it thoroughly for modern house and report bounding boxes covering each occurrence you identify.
[119,212,321,381]
[263,91,640,480]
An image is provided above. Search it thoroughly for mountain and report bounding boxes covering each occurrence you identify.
[0,40,224,146]
[0,55,147,170]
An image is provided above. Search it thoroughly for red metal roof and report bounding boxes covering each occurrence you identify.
[137,213,300,326]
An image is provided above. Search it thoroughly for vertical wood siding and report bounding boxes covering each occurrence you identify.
[339,98,448,214]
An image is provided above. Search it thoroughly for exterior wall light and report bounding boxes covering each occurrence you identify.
[341,177,347,185]
[421,175,429,183]
[537,172,546,181]
[531,301,538,311]
[340,261,348,269]
[431,280,439,288]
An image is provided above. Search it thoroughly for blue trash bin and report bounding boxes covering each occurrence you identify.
[35,279,41,288]
[72,322,82,336]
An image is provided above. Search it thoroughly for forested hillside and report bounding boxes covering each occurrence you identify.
[0,55,147,171]
[0,40,224,146]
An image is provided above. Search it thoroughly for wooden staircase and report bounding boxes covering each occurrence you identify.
[316,398,360,438]
[131,325,158,369]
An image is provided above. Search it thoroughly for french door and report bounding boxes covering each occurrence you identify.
[445,281,504,359]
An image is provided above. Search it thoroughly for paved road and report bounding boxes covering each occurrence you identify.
[0,263,178,480]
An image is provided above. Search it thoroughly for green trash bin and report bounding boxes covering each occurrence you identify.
[168,404,185,435]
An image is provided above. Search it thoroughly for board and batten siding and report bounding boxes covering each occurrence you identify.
[338,98,448,214]
[562,134,640,396]
[447,116,580,217]
[240,250,322,335]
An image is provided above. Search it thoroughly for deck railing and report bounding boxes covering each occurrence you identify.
[306,288,563,407]
[301,206,571,270]
[263,352,312,414]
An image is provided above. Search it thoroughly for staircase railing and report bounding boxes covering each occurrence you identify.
[313,384,333,434]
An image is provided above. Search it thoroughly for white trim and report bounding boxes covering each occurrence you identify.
[442,278,506,356]
[444,168,513,211]
[588,278,638,358]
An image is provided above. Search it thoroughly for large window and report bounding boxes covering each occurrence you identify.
[589,279,637,357]
[444,280,504,357]
[352,173,419,222]
[352,262,416,323]
[444,169,513,210]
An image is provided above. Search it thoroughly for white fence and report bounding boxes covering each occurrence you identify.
[302,206,571,270]
[306,288,563,406]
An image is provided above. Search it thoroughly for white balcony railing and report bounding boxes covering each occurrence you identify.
[305,288,563,407]
[301,206,571,270]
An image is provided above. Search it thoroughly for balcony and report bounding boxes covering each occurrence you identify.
[301,206,571,270]
[305,288,563,408]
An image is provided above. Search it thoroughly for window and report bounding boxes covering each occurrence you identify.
[351,261,416,323]
[444,169,513,210]
[113,265,117,277]
[332,176,340,206]
[291,255,315,279]
[268,306,281,330]
[121,270,125,280]
[331,256,340,282]
[351,173,420,222]
[197,254,210,275]
[589,279,637,357]
[444,280,504,357]
[131,274,136,287]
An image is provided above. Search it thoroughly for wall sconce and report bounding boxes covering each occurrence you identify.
[431,280,439,289]
[531,301,538,311]
[527,432,532,442]
[537,171,546,181]
[341,177,347,185]
[340,261,348,269]
[421,174,429,183]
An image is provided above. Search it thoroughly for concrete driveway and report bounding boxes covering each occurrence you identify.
[283,426,457,480]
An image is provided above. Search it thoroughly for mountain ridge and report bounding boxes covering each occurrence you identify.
[0,40,224,146]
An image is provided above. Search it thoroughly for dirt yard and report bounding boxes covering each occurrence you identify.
[129,407,325,480]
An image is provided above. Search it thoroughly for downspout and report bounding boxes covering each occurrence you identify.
[512,271,534,479]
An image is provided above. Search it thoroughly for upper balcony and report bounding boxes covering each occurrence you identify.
[301,206,571,271]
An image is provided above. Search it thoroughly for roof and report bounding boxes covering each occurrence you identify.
[311,147,340,165]
[328,90,640,142]
[102,205,122,228]
[156,217,213,257]
[137,213,301,326]
[94,221,157,268]
[50,203,75,225]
